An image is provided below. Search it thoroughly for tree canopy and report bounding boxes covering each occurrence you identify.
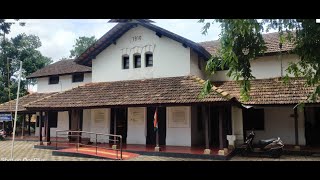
[199,19,320,103]
[1,19,52,103]
[69,36,97,58]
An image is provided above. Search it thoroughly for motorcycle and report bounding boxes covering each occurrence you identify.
[239,131,284,158]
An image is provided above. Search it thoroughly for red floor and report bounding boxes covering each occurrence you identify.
[48,143,226,160]
[58,146,140,160]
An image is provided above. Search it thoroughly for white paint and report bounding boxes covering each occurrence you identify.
[88,108,110,143]
[127,107,146,144]
[191,105,205,146]
[36,73,92,93]
[231,106,244,146]
[190,50,206,79]
[92,25,192,82]
[247,106,305,145]
[81,109,91,140]
[211,54,300,81]
[166,106,191,146]
[35,111,69,138]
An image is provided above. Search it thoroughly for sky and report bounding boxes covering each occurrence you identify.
[7,19,220,62]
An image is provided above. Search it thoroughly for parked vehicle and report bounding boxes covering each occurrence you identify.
[0,129,6,140]
[239,130,284,158]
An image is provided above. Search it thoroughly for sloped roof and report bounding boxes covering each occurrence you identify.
[24,76,234,110]
[199,32,295,56]
[0,92,57,113]
[75,20,211,66]
[27,59,92,79]
[213,77,315,105]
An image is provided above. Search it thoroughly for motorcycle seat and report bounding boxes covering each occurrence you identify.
[259,138,277,145]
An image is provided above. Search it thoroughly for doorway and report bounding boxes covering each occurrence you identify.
[305,107,320,146]
[110,108,128,143]
[146,107,166,145]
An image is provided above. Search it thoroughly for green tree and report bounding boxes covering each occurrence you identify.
[199,19,320,103]
[69,36,97,58]
[0,33,52,103]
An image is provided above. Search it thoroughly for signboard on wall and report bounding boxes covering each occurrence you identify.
[0,114,12,122]
[94,110,105,122]
[168,107,189,128]
[128,108,144,125]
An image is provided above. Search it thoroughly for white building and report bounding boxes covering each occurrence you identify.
[1,19,318,154]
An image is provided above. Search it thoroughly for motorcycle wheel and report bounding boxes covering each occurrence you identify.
[270,148,282,158]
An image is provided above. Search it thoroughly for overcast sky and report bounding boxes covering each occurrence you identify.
[7,19,220,62]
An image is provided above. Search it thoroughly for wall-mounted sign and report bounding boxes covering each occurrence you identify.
[0,114,12,122]
[128,107,144,125]
[94,110,105,122]
[168,107,189,128]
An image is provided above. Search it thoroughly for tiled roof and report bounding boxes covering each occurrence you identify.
[213,77,315,105]
[0,93,57,113]
[199,32,295,56]
[26,59,92,79]
[24,76,233,110]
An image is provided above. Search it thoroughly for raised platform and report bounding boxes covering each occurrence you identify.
[34,143,234,160]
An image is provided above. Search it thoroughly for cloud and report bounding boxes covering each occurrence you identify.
[7,19,219,62]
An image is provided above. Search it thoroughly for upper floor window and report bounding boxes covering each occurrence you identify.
[122,55,129,69]
[134,54,141,68]
[72,73,84,83]
[145,52,153,67]
[214,59,229,71]
[49,76,59,84]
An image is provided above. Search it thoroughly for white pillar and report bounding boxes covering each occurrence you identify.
[231,106,244,147]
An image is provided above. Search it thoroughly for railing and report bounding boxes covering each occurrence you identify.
[55,130,123,160]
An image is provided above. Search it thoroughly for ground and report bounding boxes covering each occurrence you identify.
[1,141,320,161]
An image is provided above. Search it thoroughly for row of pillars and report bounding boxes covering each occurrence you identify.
[202,105,227,155]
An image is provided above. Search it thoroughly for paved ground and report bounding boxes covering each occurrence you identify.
[1,141,320,161]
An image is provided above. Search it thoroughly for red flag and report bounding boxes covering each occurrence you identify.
[153,108,158,131]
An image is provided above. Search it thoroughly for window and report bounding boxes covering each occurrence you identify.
[243,108,265,130]
[145,53,153,67]
[122,55,129,69]
[49,76,59,84]
[72,73,84,83]
[134,54,141,68]
[212,58,229,71]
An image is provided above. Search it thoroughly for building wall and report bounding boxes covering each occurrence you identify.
[127,107,146,144]
[88,108,111,143]
[211,54,300,81]
[231,106,244,146]
[35,111,69,138]
[166,106,191,146]
[247,106,305,145]
[190,50,206,79]
[92,25,191,82]
[37,73,92,93]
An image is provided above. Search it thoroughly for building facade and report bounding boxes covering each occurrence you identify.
[2,19,318,154]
